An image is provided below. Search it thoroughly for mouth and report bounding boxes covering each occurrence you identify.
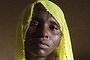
[28,38,50,49]
[38,43,49,49]
[33,42,49,49]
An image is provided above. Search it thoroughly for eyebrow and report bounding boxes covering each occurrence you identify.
[50,20,60,26]
[32,17,42,21]
[31,17,44,24]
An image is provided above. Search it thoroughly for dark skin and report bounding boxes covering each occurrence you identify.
[25,4,61,60]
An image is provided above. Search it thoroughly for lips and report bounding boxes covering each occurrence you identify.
[38,43,49,49]
[32,39,49,49]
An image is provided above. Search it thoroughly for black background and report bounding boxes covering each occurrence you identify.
[0,0,90,60]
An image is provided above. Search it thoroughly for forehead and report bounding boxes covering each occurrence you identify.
[33,3,56,21]
[34,3,46,11]
[33,10,53,19]
[33,3,51,17]
[32,3,60,26]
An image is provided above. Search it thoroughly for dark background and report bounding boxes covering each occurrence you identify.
[0,0,90,60]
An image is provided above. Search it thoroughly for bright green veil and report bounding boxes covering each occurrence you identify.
[15,0,74,60]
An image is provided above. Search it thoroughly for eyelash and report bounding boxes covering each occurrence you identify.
[30,21,39,26]
[49,25,58,31]
[30,20,59,31]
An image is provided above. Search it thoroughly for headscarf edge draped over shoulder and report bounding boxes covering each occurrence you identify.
[15,0,74,60]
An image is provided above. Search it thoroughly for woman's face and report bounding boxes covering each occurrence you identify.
[25,8,61,57]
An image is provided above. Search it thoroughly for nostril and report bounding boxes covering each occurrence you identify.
[45,36,48,38]
[37,33,48,38]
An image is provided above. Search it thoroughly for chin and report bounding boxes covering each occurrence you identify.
[31,49,48,57]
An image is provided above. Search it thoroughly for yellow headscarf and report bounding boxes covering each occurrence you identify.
[15,0,74,60]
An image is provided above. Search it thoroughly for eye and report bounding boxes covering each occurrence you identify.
[49,25,58,31]
[30,20,39,26]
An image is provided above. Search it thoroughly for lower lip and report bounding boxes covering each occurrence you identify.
[38,44,49,49]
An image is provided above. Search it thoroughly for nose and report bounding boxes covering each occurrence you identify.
[37,24,49,38]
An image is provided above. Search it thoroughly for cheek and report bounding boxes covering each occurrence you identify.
[26,27,38,37]
[28,27,36,33]
[52,35,60,40]
[49,30,61,47]
[52,35,60,43]
[50,34,60,47]
[49,30,61,42]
